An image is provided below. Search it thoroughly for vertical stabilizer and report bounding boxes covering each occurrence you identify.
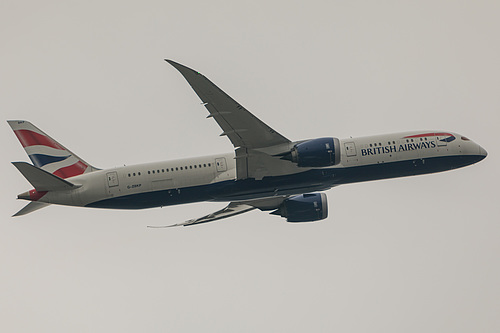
[8,120,99,179]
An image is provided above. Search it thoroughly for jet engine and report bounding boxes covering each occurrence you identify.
[271,193,328,222]
[281,137,341,167]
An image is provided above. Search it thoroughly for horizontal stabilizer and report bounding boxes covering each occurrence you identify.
[13,201,50,217]
[12,162,77,191]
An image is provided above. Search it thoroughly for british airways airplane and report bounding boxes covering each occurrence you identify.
[9,60,487,226]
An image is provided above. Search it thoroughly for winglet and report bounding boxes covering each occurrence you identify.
[164,59,206,87]
[164,59,190,71]
[147,223,182,228]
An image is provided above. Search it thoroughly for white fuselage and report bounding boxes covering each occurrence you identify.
[32,131,486,210]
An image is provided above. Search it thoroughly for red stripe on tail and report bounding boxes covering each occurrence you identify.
[29,189,48,201]
[53,161,88,179]
[14,130,64,150]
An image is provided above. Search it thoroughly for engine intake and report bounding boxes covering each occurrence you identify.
[282,137,341,167]
[272,193,328,222]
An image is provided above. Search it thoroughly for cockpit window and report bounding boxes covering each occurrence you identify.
[461,136,470,141]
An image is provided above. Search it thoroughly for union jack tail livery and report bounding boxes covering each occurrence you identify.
[8,120,98,179]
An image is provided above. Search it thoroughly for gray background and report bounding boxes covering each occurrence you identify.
[1,1,499,332]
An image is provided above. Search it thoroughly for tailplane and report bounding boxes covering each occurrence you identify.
[13,202,50,217]
[12,162,77,192]
[11,162,78,217]
[8,120,99,179]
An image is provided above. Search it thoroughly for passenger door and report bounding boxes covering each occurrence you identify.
[345,142,357,157]
[215,157,227,172]
[344,142,359,165]
[106,171,121,196]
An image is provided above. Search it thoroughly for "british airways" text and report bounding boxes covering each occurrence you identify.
[361,141,437,156]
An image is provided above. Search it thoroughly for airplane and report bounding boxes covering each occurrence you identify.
[8,60,488,226]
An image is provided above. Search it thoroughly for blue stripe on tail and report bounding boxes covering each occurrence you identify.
[29,154,70,168]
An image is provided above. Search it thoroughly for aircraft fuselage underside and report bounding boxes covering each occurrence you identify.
[85,153,484,210]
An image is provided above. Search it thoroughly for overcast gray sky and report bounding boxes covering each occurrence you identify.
[1,1,499,332]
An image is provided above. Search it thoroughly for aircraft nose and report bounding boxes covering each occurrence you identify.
[479,146,488,159]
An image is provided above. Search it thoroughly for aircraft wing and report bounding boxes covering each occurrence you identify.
[166,60,290,149]
[148,196,287,227]
[148,202,256,228]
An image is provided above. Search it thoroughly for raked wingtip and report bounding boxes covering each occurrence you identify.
[147,223,184,228]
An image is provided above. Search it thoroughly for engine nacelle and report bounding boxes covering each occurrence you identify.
[272,193,328,222]
[283,137,341,167]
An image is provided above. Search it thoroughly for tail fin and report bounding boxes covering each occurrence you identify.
[8,120,99,179]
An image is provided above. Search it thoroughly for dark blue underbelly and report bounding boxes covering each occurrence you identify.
[86,154,483,209]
